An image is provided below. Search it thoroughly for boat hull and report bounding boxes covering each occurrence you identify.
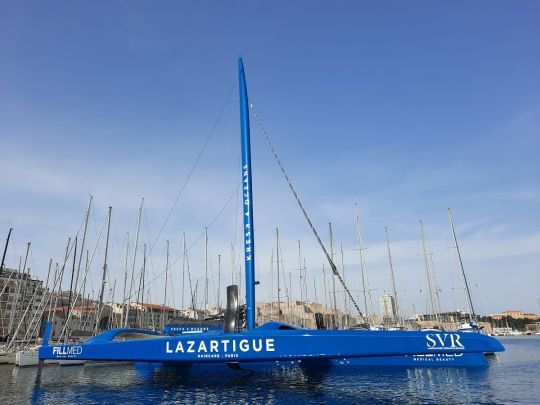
[133,352,490,375]
[39,325,504,368]
[0,352,16,364]
[16,351,39,367]
[58,359,86,366]
[16,350,57,367]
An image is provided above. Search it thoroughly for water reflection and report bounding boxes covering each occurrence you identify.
[0,338,536,404]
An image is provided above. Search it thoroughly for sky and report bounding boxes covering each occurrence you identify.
[0,1,539,316]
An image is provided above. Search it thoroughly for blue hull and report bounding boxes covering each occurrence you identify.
[39,322,503,368]
[133,352,489,377]
[334,352,488,367]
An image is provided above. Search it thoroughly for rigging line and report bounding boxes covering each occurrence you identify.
[123,181,241,302]
[147,79,238,259]
[249,102,365,319]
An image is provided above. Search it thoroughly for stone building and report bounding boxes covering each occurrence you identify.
[0,267,45,340]
[255,300,363,329]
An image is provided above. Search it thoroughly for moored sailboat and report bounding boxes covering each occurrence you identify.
[38,58,504,370]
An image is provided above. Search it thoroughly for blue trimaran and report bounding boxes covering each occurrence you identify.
[38,59,504,369]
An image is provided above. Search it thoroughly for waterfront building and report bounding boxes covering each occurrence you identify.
[380,294,397,323]
[42,302,117,340]
[123,302,177,330]
[0,267,45,340]
[255,301,363,329]
[524,322,540,333]
[491,310,540,320]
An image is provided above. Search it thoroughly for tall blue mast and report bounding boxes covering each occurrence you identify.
[238,57,256,330]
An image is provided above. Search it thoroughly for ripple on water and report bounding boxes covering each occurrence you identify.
[0,337,538,404]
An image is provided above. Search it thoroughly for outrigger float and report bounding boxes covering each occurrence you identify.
[38,59,504,370]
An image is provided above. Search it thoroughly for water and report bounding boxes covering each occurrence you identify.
[1,336,538,404]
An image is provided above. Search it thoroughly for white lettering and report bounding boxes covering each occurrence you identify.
[450,334,464,349]
[239,339,249,352]
[426,334,437,348]
[52,345,82,356]
[164,338,277,356]
[426,333,465,350]
[435,334,448,347]
[253,339,263,352]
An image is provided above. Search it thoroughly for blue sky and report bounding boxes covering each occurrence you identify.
[1,1,539,315]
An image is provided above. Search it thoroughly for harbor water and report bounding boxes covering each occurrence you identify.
[0,336,538,404]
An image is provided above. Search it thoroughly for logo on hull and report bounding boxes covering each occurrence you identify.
[52,346,83,356]
[426,333,464,350]
[165,338,275,359]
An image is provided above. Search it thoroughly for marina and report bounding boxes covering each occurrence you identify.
[0,56,537,373]
[33,59,504,369]
[1,1,539,403]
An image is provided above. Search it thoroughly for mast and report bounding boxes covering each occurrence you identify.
[448,208,477,323]
[429,254,444,321]
[141,244,146,324]
[182,232,186,310]
[204,228,208,318]
[269,248,274,319]
[184,239,195,315]
[275,228,281,322]
[135,241,145,327]
[67,236,78,322]
[106,278,116,329]
[217,254,221,309]
[0,227,12,271]
[385,226,400,323]
[288,272,292,324]
[419,219,440,325]
[18,243,32,335]
[354,203,369,323]
[96,206,112,333]
[312,277,318,309]
[297,240,304,327]
[238,57,256,330]
[51,238,71,326]
[9,242,31,336]
[120,233,129,328]
[328,223,338,329]
[126,198,143,327]
[303,258,308,306]
[340,243,348,328]
[322,264,328,319]
[79,250,89,330]
[73,196,92,314]
[162,240,170,327]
